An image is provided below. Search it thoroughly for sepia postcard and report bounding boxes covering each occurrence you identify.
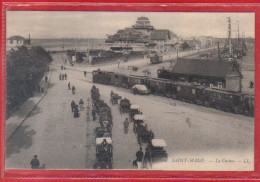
[4,11,255,172]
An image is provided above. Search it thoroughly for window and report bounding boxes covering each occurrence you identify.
[10,40,13,44]
[192,89,195,94]
[177,86,181,92]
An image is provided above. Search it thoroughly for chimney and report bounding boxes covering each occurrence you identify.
[28,34,31,45]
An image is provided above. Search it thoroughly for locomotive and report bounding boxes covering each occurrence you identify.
[92,69,254,117]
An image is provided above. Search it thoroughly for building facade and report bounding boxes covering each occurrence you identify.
[170,58,242,92]
[6,35,30,51]
[105,17,179,53]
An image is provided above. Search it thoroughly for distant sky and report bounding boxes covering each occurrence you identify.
[6,11,255,39]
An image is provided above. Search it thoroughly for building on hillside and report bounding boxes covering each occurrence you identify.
[170,58,242,92]
[6,35,31,51]
[105,17,179,53]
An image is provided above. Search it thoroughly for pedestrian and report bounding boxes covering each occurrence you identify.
[144,147,152,169]
[124,118,129,128]
[61,65,63,70]
[62,74,64,80]
[59,74,61,80]
[79,99,84,111]
[30,155,40,169]
[68,82,70,90]
[74,105,80,118]
[92,109,96,121]
[72,86,76,95]
[45,75,48,83]
[84,71,87,77]
[71,100,75,112]
[65,73,67,80]
[250,81,254,88]
[136,147,144,169]
[63,66,66,70]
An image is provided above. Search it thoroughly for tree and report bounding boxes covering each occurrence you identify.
[181,41,190,51]
[6,46,52,118]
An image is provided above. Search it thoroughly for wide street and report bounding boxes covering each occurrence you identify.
[5,50,254,171]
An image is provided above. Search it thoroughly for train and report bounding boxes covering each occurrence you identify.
[92,69,254,117]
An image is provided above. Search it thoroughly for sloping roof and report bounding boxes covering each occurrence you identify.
[171,59,238,78]
[150,30,170,41]
[7,35,25,40]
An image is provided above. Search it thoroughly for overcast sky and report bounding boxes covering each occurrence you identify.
[6,11,255,39]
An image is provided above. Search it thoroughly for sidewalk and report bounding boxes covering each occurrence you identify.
[5,71,52,142]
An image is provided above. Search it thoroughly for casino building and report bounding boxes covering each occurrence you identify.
[105,17,179,53]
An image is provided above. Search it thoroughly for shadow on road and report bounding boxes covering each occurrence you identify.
[30,105,42,117]
[6,124,36,159]
[46,82,55,90]
[12,100,37,119]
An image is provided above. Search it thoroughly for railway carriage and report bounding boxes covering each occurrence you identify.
[92,70,113,85]
[110,73,129,88]
[203,87,243,113]
[92,69,254,117]
[171,82,207,105]
[127,75,148,88]
[146,78,172,97]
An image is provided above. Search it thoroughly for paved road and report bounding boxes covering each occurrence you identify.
[6,51,254,170]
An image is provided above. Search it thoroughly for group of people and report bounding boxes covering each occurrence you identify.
[134,147,152,169]
[71,99,84,118]
[68,82,76,95]
[61,65,66,70]
[59,73,67,80]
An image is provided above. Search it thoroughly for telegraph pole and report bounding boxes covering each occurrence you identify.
[227,17,233,60]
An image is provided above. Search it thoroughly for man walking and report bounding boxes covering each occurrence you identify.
[30,155,40,169]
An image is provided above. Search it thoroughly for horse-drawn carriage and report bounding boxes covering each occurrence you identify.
[95,126,112,138]
[129,105,141,121]
[91,85,100,101]
[133,114,145,132]
[99,107,112,123]
[95,137,113,169]
[133,114,151,143]
[110,92,122,105]
[118,98,131,114]
[148,139,168,162]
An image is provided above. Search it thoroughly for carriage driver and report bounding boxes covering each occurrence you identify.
[101,139,109,151]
